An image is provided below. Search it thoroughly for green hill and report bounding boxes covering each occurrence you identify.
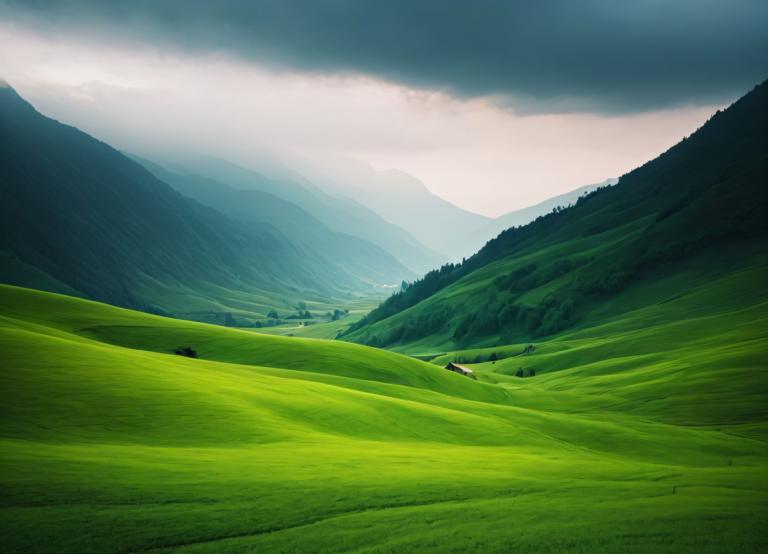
[342,81,768,351]
[1,284,766,552]
[0,83,409,322]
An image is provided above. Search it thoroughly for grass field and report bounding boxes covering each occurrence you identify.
[1,283,767,552]
[246,300,372,339]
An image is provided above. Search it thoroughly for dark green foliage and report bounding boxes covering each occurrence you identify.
[287,310,313,319]
[267,309,279,320]
[452,295,575,345]
[453,312,476,342]
[331,309,345,321]
[381,305,451,344]
[174,346,197,358]
[577,270,634,297]
[346,263,461,334]
[494,263,537,290]
[224,312,236,327]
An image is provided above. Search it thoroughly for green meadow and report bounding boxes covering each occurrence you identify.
[1,282,766,552]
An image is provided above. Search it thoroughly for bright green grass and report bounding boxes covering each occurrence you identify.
[1,284,766,552]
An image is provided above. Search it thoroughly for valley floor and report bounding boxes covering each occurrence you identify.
[0,283,766,553]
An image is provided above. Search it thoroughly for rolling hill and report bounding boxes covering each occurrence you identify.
[0,82,410,323]
[343,80,768,351]
[1,283,765,552]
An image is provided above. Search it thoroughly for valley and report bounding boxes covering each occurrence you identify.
[1,7,766,551]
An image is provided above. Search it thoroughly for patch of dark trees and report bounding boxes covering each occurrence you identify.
[452,344,535,364]
[454,294,575,344]
[365,305,451,347]
[514,367,536,378]
[174,346,197,358]
[327,308,347,321]
[285,310,313,320]
[493,259,583,293]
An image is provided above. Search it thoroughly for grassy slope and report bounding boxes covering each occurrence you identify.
[1,284,766,553]
[247,299,374,339]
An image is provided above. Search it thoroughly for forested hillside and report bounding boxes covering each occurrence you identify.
[344,81,768,349]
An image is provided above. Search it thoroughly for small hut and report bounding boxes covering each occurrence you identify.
[444,362,476,379]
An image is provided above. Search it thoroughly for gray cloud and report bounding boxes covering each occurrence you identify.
[3,0,767,113]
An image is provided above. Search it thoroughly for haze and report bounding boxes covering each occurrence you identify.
[1,1,765,216]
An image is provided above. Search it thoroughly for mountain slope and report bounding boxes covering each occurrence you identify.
[298,158,491,259]
[136,158,415,288]
[1,284,765,552]
[344,80,768,350]
[162,156,445,274]
[0,83,391,320]
[466,178,617,253]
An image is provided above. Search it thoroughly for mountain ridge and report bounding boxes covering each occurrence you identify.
[0,84,408,322]
[296,157,492,259]
[155,154,445,274]
[134,157,417,287]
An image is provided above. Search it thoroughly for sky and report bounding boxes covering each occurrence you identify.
[1,1,766,216]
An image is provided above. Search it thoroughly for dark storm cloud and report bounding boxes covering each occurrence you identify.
[3,0,767,113]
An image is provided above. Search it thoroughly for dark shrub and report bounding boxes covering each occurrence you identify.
[174,346,197,358]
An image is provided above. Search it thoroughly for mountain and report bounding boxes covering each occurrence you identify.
[297,157,492,260]
[159,155,445,274]
[466,179,617,252]
[0,83,403,322]
[343,80,768,350]
[135,158,415,288]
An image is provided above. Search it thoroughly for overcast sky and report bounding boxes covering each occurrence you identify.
[1,1,766,216]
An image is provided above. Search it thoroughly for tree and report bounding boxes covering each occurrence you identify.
[174,346,197,358]
[267,309,279,320]
[224,312,235,327]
